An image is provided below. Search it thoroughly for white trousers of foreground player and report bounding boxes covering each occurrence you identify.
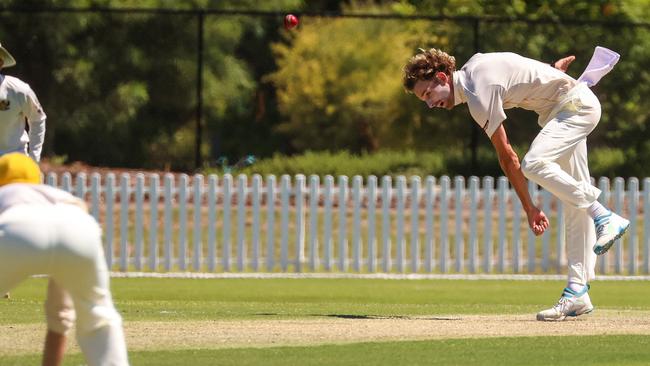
[0,203,128,366]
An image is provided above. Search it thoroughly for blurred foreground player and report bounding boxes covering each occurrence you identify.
[0,153,128,365]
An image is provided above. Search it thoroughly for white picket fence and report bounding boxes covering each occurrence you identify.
[45,172,650,275]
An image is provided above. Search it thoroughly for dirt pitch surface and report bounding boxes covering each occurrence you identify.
[3,310,650,356]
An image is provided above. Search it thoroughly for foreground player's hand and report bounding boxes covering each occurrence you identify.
[527,207,549,236]
[553,55,575,72]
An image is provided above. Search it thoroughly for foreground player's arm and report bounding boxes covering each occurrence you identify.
[42,331,66,366]
[490,124,549,236]
[42,279,74,366]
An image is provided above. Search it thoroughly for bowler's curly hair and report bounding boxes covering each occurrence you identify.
[402,48,456,92]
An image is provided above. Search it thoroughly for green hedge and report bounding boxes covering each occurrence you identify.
[205,149,494,178]
[204,147,633,179]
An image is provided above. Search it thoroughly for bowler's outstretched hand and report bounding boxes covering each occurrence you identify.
[527,206,549,236]
[553,55,575,72]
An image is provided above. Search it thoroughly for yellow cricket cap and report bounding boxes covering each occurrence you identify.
[0,153,41,186]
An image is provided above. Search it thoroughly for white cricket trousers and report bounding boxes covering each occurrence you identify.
[521,82,601,285]
[0,204,129,366]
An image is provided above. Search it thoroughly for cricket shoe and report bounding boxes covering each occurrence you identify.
[536,286,593,321]
[593,212,630,255]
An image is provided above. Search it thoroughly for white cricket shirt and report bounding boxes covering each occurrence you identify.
[0,183,85,215]
[452,52,577,138]
[0,75,46,161]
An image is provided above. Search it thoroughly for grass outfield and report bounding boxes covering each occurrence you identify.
[2,277,650,365]
[5,336,650,366]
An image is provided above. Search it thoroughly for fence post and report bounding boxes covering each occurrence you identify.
[308,175,320,271]
[236,174,248,272]
[221,174,233,271]
[266,175,277,271]
[163,174,174,271]
[323,175,334,271]
[295,174,306,272]
[613,178,625,274]
[643,178,650,274]
[628,178,639,274]
[381,176,392,273]
[207,175,218,272]
[482,176,493,273]
[395,176,406,273]
[352,175,363,272]
[454,176,465,273]
[440,176,450,273]
[178,174,189,271]
[337,175,349,272]
[512,186,522,273]
[468,177,479,273]
[75,173,87,199]
[251,175,261,272]
[497,177,508,273]
[411,176,421,273]
[119,174,130,272]
[62,172,72,192]
[105,173,115,269]
[91,173,101,223]
[193,174,205,271]
[367,176,378,273]
[46,172,57,188]
[135,174,145,271]
[149,174,160,271]
[424,176,436,273]
[280,175,291,272]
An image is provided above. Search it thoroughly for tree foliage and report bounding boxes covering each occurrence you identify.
[270,0,650,177]
[268,2,475,155]
[0,0,303,170]
[0,0,649,177]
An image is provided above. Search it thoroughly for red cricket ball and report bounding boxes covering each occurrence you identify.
[284,14,299,30]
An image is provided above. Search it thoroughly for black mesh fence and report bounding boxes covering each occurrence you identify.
[0,8,648,173]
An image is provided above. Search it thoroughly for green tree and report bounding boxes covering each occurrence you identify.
[2,0,650,177]
[269,0,650,177]
[0,0,303,170]
[268,2,473,155]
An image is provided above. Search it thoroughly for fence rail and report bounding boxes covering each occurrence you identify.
[45,172,650,275]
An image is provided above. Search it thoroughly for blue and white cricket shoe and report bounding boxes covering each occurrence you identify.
[593,212,630,255]
[536,287,593,321]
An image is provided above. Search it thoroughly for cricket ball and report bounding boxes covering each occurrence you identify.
[284,14,299,30]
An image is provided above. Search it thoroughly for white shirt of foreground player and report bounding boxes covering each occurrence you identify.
[0,183,85,215]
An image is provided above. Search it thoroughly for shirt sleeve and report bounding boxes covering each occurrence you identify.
[22,86,47,162]
[466,84,507,138]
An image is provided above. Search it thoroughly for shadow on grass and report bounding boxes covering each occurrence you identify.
[318,314,462,320]
[251,312,462,320]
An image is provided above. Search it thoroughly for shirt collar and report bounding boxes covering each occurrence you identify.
[452,70,467,105]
